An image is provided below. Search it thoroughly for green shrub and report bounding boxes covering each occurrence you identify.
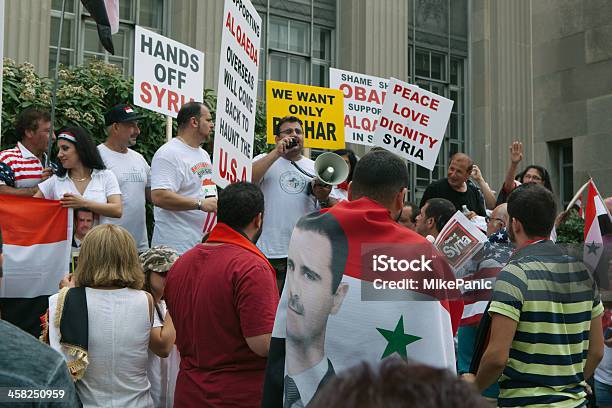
[2,58,270,240]
[555,208,585,244]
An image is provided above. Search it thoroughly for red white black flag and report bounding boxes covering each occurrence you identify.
[583,180,612,288]
[80,0,119,54]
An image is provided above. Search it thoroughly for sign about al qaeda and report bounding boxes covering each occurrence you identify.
[212,0,261,188]
[266,80,345,150]
[133,25,204,118]
[372,77,453,170]
[329,68,388,146]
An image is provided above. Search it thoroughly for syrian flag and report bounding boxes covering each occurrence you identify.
[80,0,119,54]
[0,195,72,298]
[583,180,611,288]
[262,198,463,407]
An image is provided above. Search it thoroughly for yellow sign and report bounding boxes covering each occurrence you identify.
[266,80,345,150]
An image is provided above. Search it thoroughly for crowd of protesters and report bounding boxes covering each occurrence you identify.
[0,105,611,408]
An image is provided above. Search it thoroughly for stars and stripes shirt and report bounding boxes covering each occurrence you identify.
[460,229,513,326]
[0,143,45,188]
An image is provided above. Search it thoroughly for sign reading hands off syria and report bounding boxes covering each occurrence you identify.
[133,26,204,117]
[266,80,345,150]
[373,77,453,170]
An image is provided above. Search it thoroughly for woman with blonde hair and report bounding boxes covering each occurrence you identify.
[44,224,164,408]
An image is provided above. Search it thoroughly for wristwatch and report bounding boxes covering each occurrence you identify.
[195,199,202,210]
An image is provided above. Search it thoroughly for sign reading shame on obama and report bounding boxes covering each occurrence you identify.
[212,0,261,188]
[373,78,453,170]
[330,68,388,147]
[133,26,204,117]
[266,80,345,150]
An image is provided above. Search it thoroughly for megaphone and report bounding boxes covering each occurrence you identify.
[314,152,349,186]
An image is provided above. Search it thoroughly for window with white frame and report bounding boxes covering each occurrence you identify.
[263,15,334,96]
[49,0,164,77]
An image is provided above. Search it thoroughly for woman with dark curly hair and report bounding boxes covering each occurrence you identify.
[496,141,553,206]
[34,126,122,220]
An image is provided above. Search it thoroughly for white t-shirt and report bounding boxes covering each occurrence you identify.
[254,154,318,258]
[38,169,121,226]
[151,138,215,254]
[98,144,151,252]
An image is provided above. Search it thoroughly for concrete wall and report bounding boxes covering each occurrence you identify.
[469,0,533,194]
[531,0,612,197]
[471,0,612,199]
[338,0,410,157]
[170,0,224,90]
[4,0,52,75]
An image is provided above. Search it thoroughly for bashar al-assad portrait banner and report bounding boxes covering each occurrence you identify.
[262,203,462,408]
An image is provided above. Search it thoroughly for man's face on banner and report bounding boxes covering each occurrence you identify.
[286,228,347,344]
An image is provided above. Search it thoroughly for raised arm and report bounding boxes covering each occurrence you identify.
[503,141,523,194]
[470,164,496,210]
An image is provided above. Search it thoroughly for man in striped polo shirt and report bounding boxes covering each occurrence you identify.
[466,183,604,407]
[0,108,54,196]
[0,108,55,338]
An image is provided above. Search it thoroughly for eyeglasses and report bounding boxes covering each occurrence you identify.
[279,128,303,136]
[486,216,506,227]
[523,174,542,182]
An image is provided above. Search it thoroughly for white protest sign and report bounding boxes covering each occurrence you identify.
[434,211,487,272]
[212,0,262,188]
[373,77,453,170]
[133,26,204,118]
[329,68,388,146]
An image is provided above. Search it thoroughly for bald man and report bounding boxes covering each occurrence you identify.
[420,153,486,217]
[486,203,508,237]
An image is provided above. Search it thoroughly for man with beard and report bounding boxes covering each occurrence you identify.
[464,184,604,407]
[284,213,349,407]
[252,116,333,292]
[151,102,218,254]
[164,182,279,408]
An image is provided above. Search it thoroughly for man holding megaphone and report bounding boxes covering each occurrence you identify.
[252,116,348,292]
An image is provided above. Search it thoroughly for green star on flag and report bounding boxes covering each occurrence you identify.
[587,241,600,255]
[376,316,421,359]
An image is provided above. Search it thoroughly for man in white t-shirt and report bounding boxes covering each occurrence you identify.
[98,104,151,252]
[252,116,333,292]
[150,102,218,254]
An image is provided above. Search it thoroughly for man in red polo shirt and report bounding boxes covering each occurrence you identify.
[165,182,279,407]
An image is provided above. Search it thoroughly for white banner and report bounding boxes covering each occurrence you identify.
[329,68,388,146]
[133,26,205,118]
[373,77,453,170]
[211,0,262,188]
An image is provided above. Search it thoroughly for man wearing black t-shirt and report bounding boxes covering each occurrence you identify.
[420,153,486,217]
